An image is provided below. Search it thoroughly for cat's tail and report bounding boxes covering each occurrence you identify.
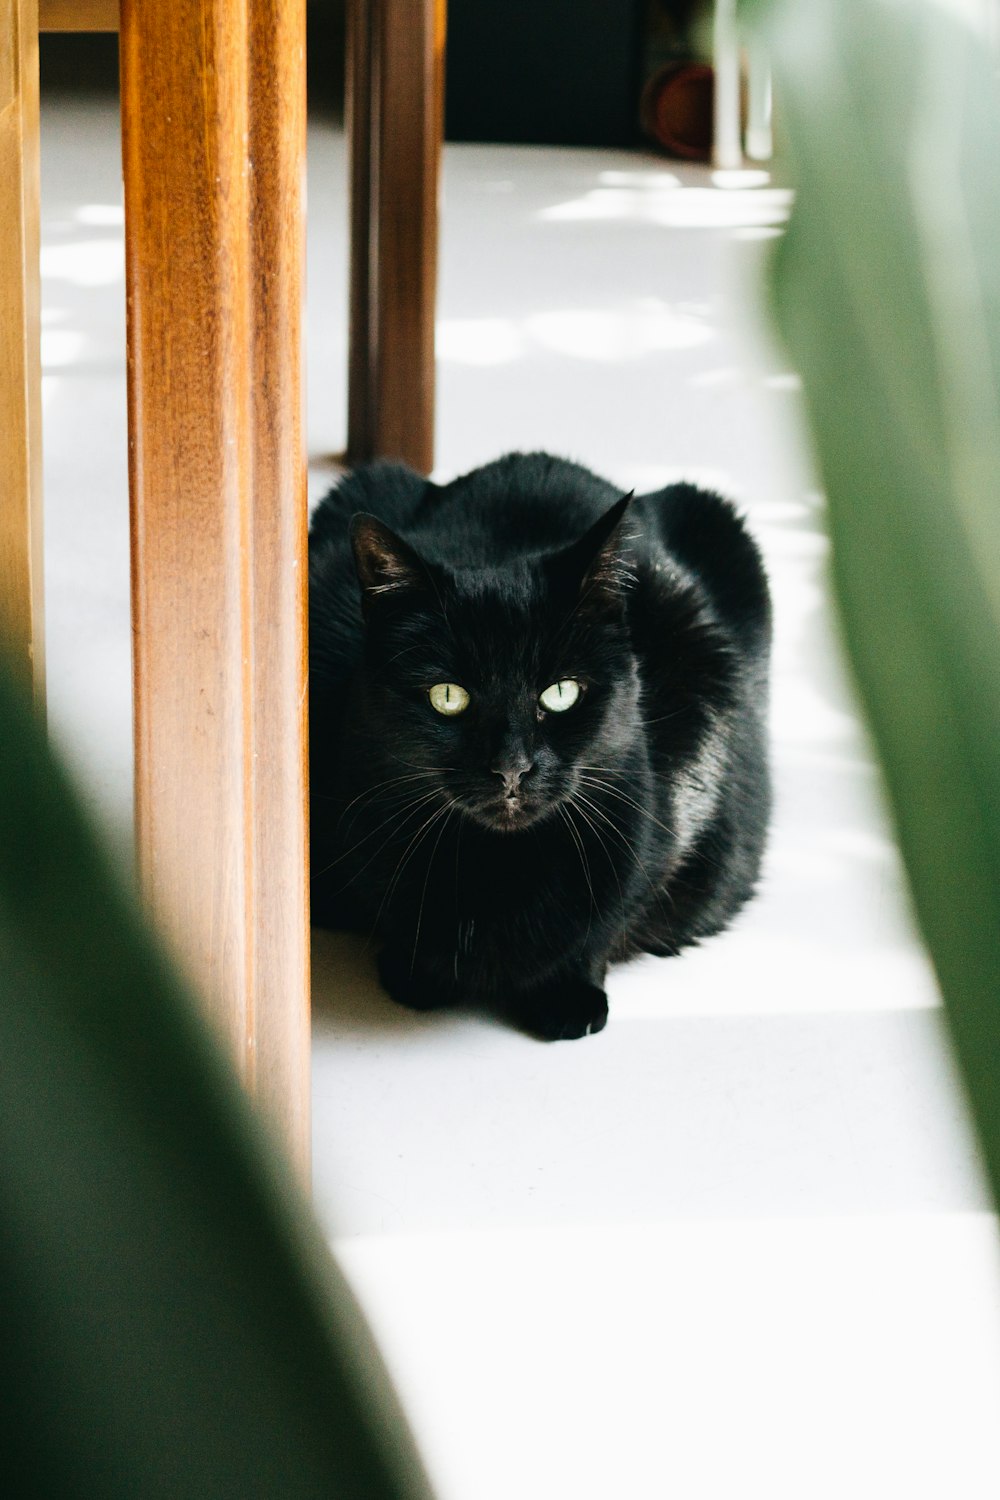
[644,482,772,657]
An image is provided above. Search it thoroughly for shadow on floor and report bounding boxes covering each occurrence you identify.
[311,926,501,1040]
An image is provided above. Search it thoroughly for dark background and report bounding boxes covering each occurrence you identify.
[42,1,702,148]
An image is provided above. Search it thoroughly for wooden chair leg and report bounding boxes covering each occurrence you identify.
[0,0,45,709]
[745,39,773,162]
[346,0,445,476]
[712,0,743,170]
[120,0,310,1175]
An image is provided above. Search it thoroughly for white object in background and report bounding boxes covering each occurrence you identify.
[746,38,774,160]
[713,0,743,169]
[987,0,1000,59]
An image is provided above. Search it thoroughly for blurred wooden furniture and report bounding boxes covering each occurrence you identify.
[346,0,445,474]
[712,0,742,169]
[1,1,45,711]
[3,0,313,1173]
[1,0,445,1179]
[119,0,311,1176]
[712,0,773,168]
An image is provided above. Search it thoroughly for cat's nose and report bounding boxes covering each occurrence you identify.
[491,758,534,796]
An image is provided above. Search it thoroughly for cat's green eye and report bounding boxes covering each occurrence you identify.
[428,682,470,717]
[539,679,581,713]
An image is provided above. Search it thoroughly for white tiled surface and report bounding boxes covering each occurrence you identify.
[41,92,1000,1498]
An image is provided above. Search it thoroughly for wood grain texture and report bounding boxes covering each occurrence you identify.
[120,0,310,1174]
[346,0,445,475]
[0,0,44,707]
[39,0,118,29]
[247,0,311,1171]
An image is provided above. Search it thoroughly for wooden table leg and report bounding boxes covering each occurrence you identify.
[0,0,45,709]
[712,0,743,170]
[346,0,446,475]
[745,39,773,162]
[120,0,310,1175]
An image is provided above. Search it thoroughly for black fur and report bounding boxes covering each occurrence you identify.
[309,452,771,1040]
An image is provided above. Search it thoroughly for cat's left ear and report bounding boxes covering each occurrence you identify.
[350,514,432,614]
[547,493,634,615]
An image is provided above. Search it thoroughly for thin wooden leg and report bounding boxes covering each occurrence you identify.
[0,0,44,708]
[346,0,445,475]
[120,0,310,1175]
[745,39,773,162]
[712,0,743,171]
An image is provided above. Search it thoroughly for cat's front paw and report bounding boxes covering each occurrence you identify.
[516,979,609,1042]
[377,949,451,1013]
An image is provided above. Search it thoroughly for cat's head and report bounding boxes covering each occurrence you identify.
[349,498,640,833]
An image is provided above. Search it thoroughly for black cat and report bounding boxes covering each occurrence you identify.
[309,452,771,1040]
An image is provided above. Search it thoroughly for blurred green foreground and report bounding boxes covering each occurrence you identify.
[0,645,432,1496]
[744,0,1000,1202]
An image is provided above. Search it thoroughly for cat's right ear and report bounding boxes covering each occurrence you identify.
[350,514,430,615]
[546,493,635,618]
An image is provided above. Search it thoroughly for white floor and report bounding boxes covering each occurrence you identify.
[40,92,1000,1497]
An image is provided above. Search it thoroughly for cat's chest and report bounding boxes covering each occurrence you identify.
[358,808,639,979]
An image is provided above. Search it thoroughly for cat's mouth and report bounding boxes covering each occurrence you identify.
[461,787,552,834]
[498,792,530,829]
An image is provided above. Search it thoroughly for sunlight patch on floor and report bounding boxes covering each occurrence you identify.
[535,165,792,230]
